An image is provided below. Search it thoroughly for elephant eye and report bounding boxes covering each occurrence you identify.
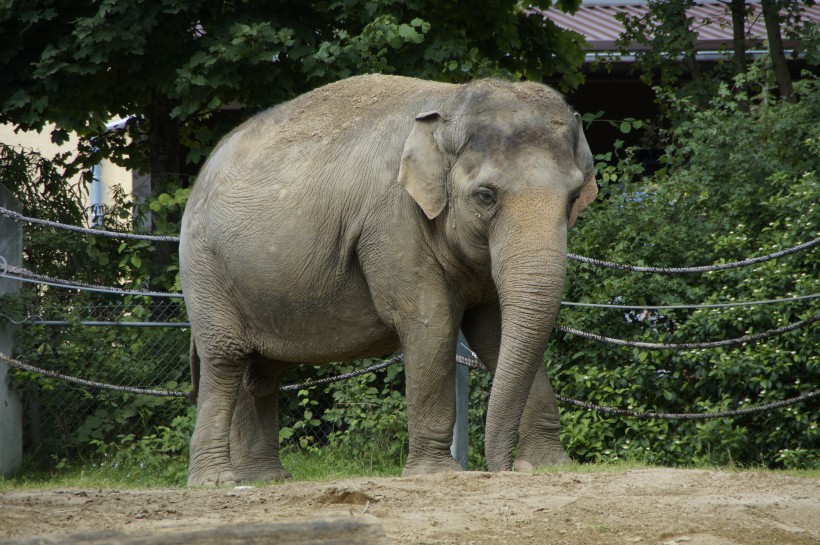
[475,186,497,206]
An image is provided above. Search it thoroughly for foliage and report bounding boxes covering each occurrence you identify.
[276,360,408,460]
[0,0,587,175]
[614,0,816,106]
[85,406,194,486]
[1,142,192,465]
[553,72,819,469]
[2,0,816,478]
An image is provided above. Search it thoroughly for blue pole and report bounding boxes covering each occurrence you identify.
[451,331,471,469]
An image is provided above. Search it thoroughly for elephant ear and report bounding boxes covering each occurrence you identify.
[398,111,447,220]
[568,113,598,228]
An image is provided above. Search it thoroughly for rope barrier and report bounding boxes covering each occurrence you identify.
[568,237,820,273]
[0,352,186,398]
[1,263,183,298]
[280,355,404,392]
[4,260,818,308]
[0,206,180,242]
[456,355,819,419]
[3,205,816,274]
[3,349,817,420]
[554,314,820,350]
[559,294,820,310]
[554,390,820,420]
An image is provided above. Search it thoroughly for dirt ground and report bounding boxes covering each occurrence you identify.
[1,469,817,545]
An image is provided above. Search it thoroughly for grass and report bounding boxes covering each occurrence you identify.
[0,446,402,492]
[535,460,820,478]
[282,445,402,481]
[2,453,817,492]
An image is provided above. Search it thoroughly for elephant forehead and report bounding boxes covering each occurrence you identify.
[457,110,574,157]
[458,123,577,176]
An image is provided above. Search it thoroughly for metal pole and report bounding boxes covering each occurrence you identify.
[451,331,471,469]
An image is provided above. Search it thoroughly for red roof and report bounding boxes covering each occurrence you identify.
[529,1,819,54]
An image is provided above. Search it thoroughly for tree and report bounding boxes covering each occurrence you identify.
[616,0,703,88]
[760,0,795,101]
[0,0,587,180]
[616,0,813,103]
[1,0,587,288]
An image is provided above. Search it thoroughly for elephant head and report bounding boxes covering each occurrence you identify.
[398,80,597,471]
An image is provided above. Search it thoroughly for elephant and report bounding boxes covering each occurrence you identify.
[180,74,597,487]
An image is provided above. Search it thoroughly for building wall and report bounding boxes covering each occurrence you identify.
[0,123,133,221]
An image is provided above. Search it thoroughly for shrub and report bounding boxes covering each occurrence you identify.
[552,73,818,468]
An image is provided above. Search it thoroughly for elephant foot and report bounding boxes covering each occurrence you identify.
[514,450,572,472]
[187,467,238,488]
[401,455,464,477]
[234,465,293,483]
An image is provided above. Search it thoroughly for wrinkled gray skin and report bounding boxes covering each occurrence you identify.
[181,74,597,487]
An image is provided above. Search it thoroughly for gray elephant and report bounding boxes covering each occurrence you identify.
[180,74,597,487]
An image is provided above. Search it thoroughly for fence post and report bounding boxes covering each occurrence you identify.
[0,183,23,476]
[451,331,471,470]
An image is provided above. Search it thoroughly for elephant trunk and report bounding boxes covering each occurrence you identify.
[485,203,567,472]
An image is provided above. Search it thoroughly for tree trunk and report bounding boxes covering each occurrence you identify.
[760,0,795,102]
[730,0,748,76]
[147,90,181,295]
[670,0,702,82]
[730,0,750,110]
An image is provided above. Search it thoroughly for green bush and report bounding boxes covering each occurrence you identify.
[553,73,819,469]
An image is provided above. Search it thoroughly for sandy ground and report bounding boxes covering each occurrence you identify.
[0,469,818,544]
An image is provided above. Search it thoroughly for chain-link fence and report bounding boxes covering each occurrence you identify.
[11,296,192,461]
[2,204,818,468]
[8,291,418,463]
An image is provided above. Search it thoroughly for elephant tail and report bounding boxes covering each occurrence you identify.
[187,332,200,406]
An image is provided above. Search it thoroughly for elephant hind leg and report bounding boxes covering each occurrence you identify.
[187,353,244,487]
[231,359,294,483]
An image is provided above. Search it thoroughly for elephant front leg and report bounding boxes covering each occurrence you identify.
[514,364,571,471]
[401,324,464,476]
[188,357,243,487]
[230,361,293,482]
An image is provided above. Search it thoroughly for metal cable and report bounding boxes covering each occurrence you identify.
[279,355,404,392]
[10,314,815,351]
[0,206,180,242]
[554,314,820,350]
[560,294,820,310]
[568,237,820,273]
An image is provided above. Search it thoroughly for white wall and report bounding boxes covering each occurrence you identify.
[0,123,134,221]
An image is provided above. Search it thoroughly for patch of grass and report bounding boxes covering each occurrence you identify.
[0,460,187,491]
[534,460,820,479]
[0,447,402,492]
[3,454,817,492]
[283,446,402,482]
